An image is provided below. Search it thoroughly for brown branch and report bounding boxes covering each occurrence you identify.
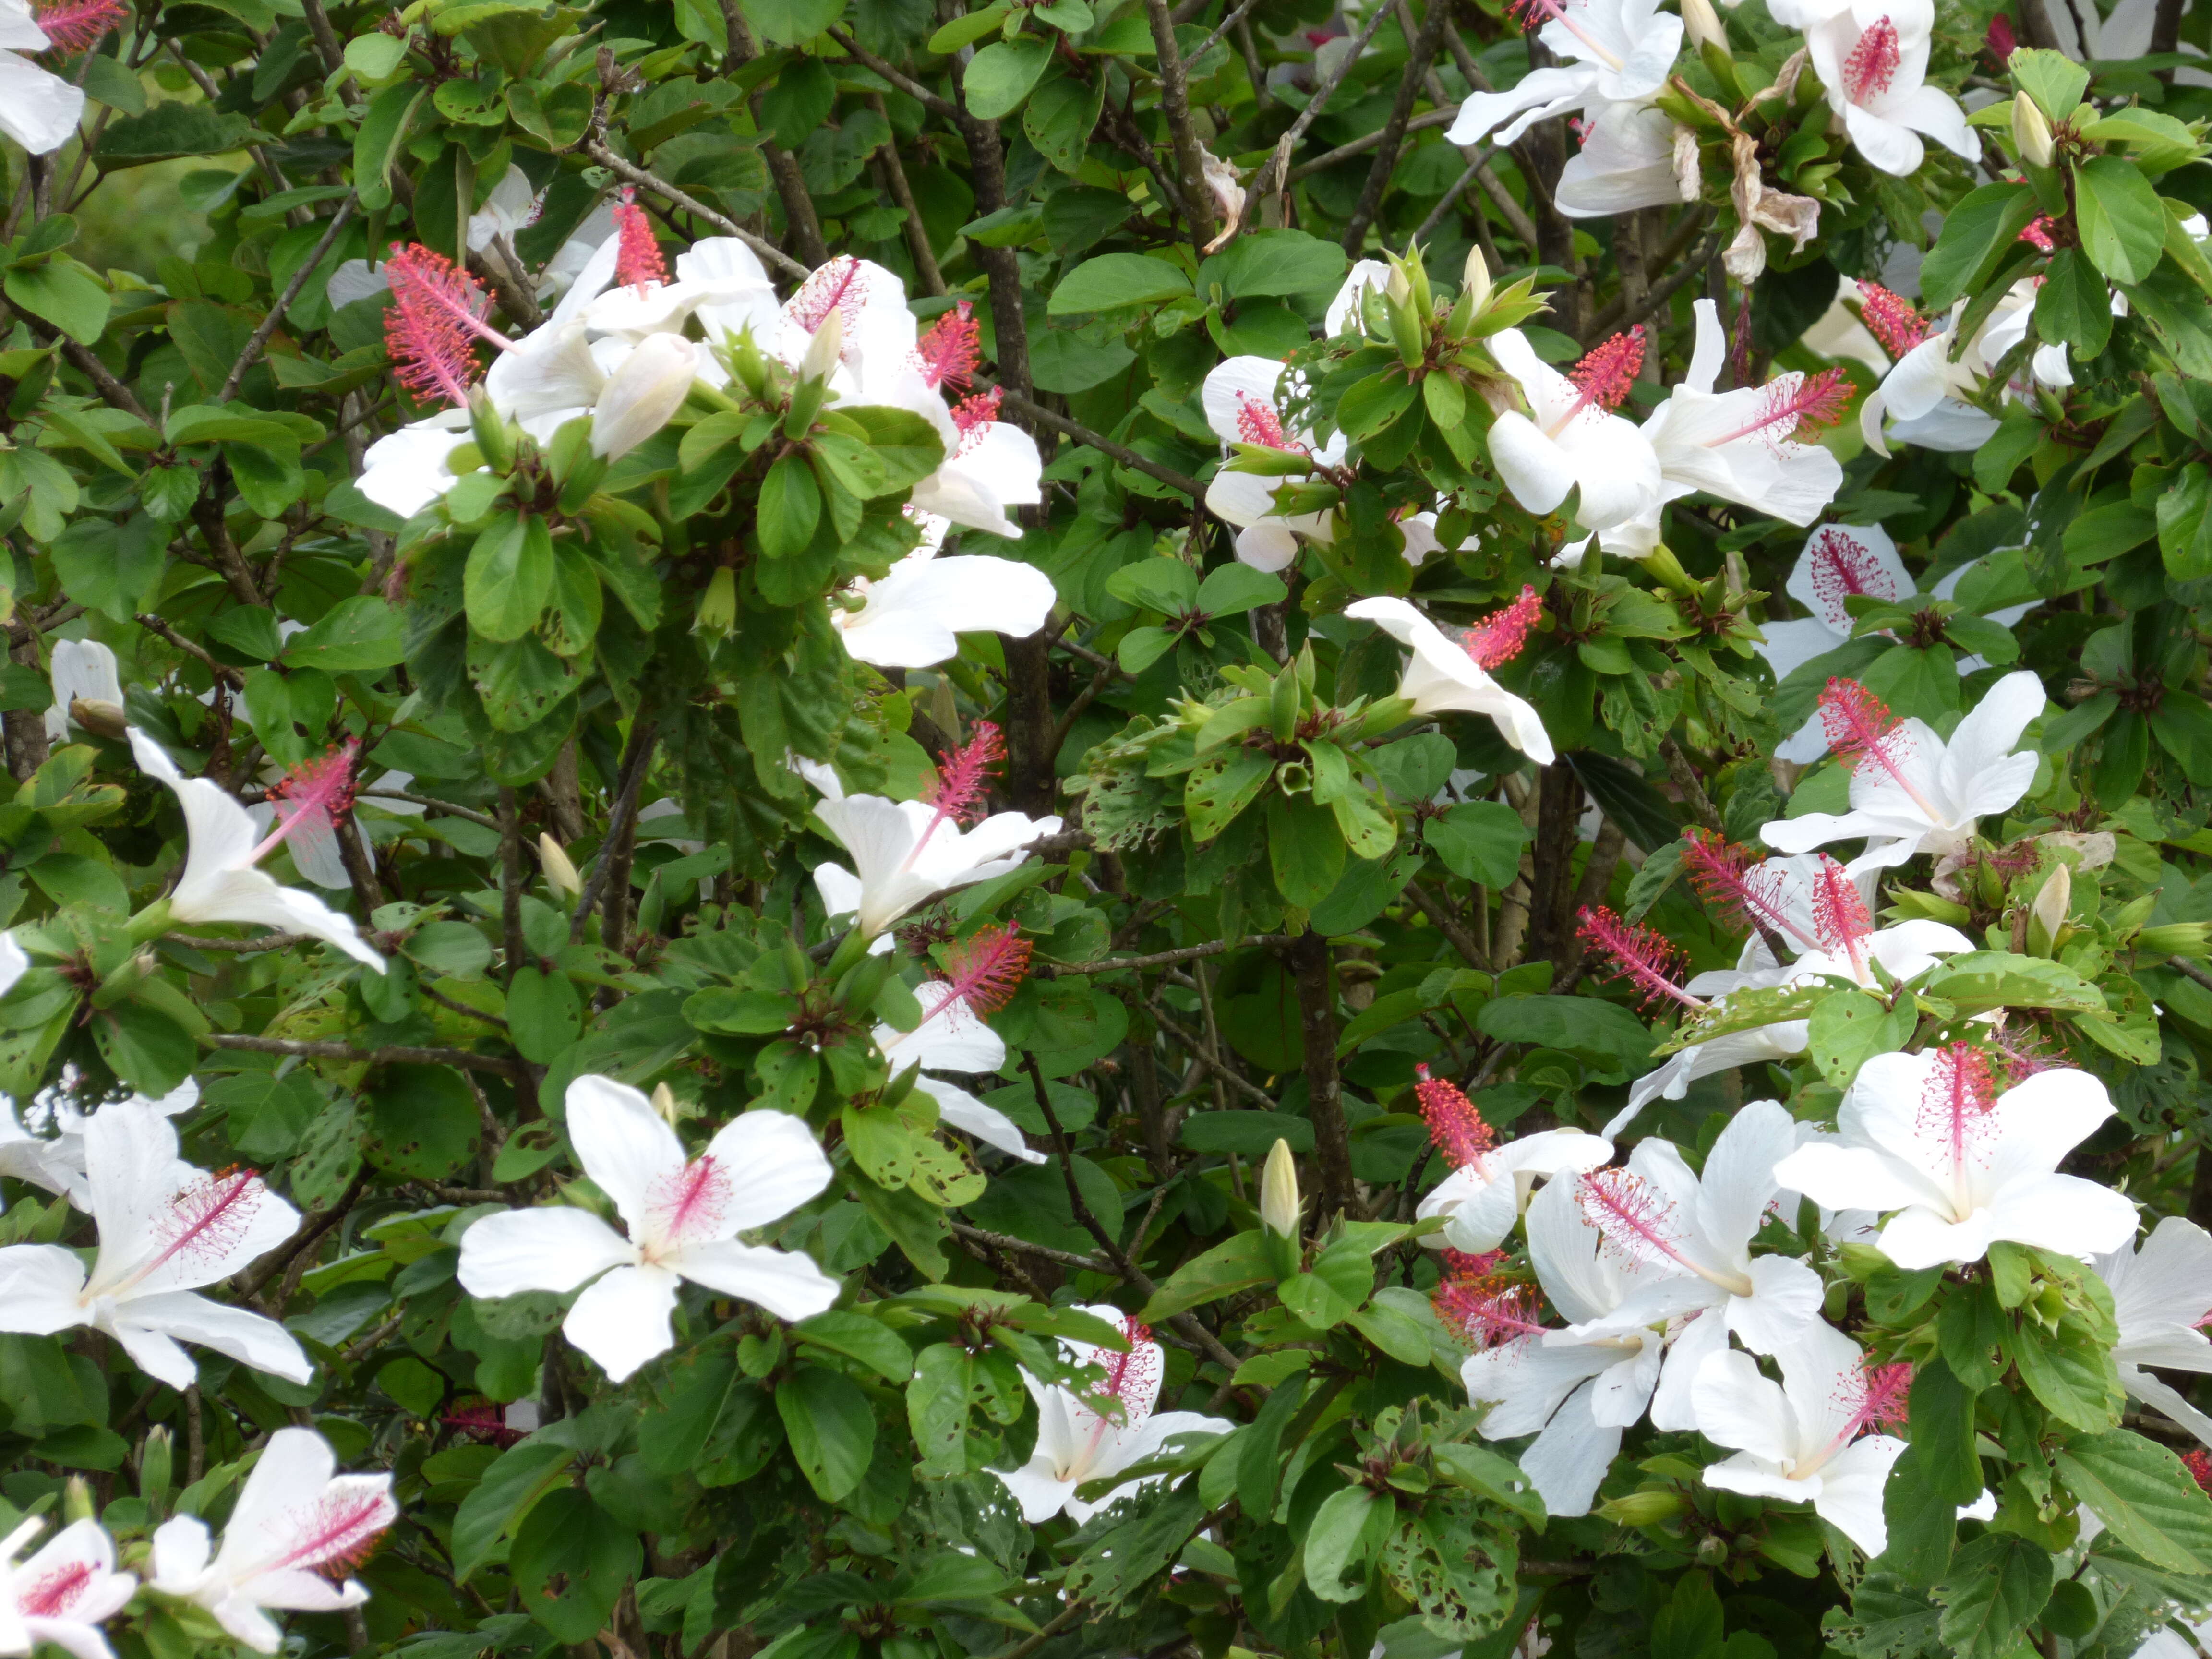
[572,721,658,943]
[1403,879,1486,969]
[868,97,947,297]
[582,140,810,281]
[1232,1,1393,237]
[1284,933,1353,1218]
[719,0,830,265]
[1142,0,1219,251]
[358,788,501,828]
[205,1034,521,1076]
[498,786,527,983]
[1340,0,1453,252]
[1287,108,1456,182]
[989,385,1204,498]
[1148,1000,1278,1108]
[220,201,358,403]
[1584,217,1718,343]
[828,27,960,119]
[950,1221,1112,1273]
[136,613,246,690]
[1051,935,1296,974]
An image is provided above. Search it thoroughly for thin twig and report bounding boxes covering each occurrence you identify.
[219,197,356,403]
[358,789,500,828]
[1148,1001,1278,1109]
[988,385,1203,498]
[1189,0,1262,73]
[827,27,960,118]
[1287,108,1456,182]
[1051,935,1296,974]
[950,1222,1112,1274]
[1233,1,1394,236]
[135,613,246,689]
[1583,217,1717,342]
[572,721,658,943]
[582,140,809,281]
[205,1034,522,1076]
[1143,0,1220,251]
[1341,0,1454,251]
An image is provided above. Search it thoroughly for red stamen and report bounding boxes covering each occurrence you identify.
[1233,389,1301,452]
[141,1166,266,1280]
[1854,282,1929,358]
[271,1489,395,1583]
[923,722,1004,829]
[1461,585,1543,670]
[1568,327,1645,413]
[32,0,127,53]
[1576,905,1703,1010]
[1842,16,1901,100]
[788,255,867,338]
[1918,1041,1999,1179]
[1818,678,1927,805]
[1569,114,1593,145]
[1721,368,1855,447]
[1803,526,1900,630]
[383,243,507,408]
[1091,1316,1159,1415]
[646,1154,733,1245]
[914,301,981,392]
[613,193,669,295]
[1434,1273,1549,1349]
[1576,1167,1689,1268]
[1681,831,1818,950]
[18,1560,96,1618]
[1415,1063,1496,1168]
[937,923,1033,1016]
[1809,855,1873,975]
[951,386,1002,454]
[1838,1359,1912,1440]
[2020,216,2057,253]
[2185,1450,2212,1495]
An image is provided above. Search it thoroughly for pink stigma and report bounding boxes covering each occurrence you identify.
[613,193,669,294]
[1576,905,1704,1010]
[1682,831,1819,950]
[937,924,1033,1017]
[1415,1063,1496,1168]
[788,255,868,339]
[143,1166,265,1280]
[1838,1359,1912,1442]
[19,1561,95,1618]
[647,1154,733,1246]
[1809,855,1873,975]
[1568,327,1644,414]
[1842,16,1901,101]
[1569,115,1593,145]
[1576,1167,1689,1268]
[923,721,1004,828]
[951,386,1002,455]
[1855,282,1929,359]
[1090,1316,1160,1417]
[1819,678,1932,810]
[252,740,360,866]
[33,0,127,53]
[1804,526,1900,630]
[1434,1273,1548,1350]
[1233,389,1300,451]
[271,1489,395,1582]
[2020,216,2057,253]
[1720,368,1855,448]
[383,243,510,408]
[914,301,982,391]
[1986,12,2017,59]
[1461,585,1543,670]
[1918,1041,1999,1177]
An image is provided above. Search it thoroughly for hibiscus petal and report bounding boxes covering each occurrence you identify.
[563,1262,684,1382]
[456,1206,636,1298]
[698,1108,837,1230]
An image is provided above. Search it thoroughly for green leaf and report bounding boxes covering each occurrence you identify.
[1305,1486,1384,1603]
[2012,1317,2123,1433]
[758,456,822,559]
[1476,995,1653,1076]
[1921,952,2109,1017]
[831,406,945,494]
[452,1440,575,1581]
[1105,556,1199,613]
[283,596,407,672]
[2035,248,2115,358]
[1806,989,1914,1087]
[1138,1229,1272,1321]
[1908,1358,1984,1504]
[349,82,426,210]
[1185,748,1275,842]
[1424,800,1529,886]
[1880,1460,1957,1587]
[1933,1533,2053,1659]
[742,0,845,43]
[962,37,1052,120]
[1049,253,1193,315]
[465,514,554,643]
[775,1366,877,1501]
[48,514,163,623]
[96,103,258,165]
[2009,48,2089,121]
[365,1064,480,1181]
[3,259,108,345]
[1337,373,1416,441]
[926,0,1012,51]
[1197,229,1351,300]
[1266,792,1345,908]
[905,1343,971,1478]
[793,1309,915,1383]
[2054,1431,2212,1574]
[2074,156,2167,285]
[510,1489,640,1643]
[2158,463,2212,581]
[1920,182,2035,313]
[1195,562,1286,616]
[506,966,582,1064]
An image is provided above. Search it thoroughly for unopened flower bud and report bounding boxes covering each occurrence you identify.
[2139,922,2212,956]
[1462,245,1492,311]
[1682,0,1726,50]
[64,1476,95,1524]
[2013,91,2055,168]
[1260,1138,1301,1238]
[142,1426,173,1504]
[651,1081,679,1125]
[538,833,581,900]
[2030,861,2070,949]
[1599,1490,1687,1527]
[695,566,737,638]
[591,333,701,460]
[801,308,845,384]
[68,697,127,740]
[1385,266,1413,308]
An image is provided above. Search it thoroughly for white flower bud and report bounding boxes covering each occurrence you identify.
[537,832,581,900]
[2013,91,2055,168]
[800,306,845,384]
[1462,244,1492,310]
[1384,265,1414,307]
[1682,0,1726,51]
[1260,1137,1301,1238]
[2032,861,2070,945]
[590,333,701,460]
[651,1081,679,1126]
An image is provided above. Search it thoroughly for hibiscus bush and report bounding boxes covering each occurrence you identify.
[11,0,2212,1654]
